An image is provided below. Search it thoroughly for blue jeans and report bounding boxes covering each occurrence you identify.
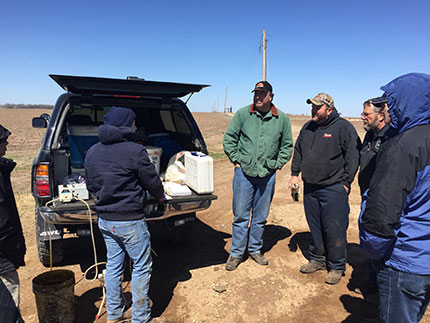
[303,183,350,271]
[230,167,276,257]
[377,266,430,323]
[98,218,152,323]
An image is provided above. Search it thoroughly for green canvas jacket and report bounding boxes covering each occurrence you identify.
[223,104,293,177]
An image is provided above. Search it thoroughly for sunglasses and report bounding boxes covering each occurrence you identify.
[361,112,374,117]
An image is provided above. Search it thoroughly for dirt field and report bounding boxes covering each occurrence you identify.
[2,109,428,323]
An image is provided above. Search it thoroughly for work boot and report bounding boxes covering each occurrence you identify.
[249,252,269,266]
[300,260,325,273]
[225,256,242,271]
[152,317,169,322]
[107,307,132,323]
[325,270,344,285]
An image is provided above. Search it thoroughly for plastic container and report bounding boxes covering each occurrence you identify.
[32,269,75,323]
[68,125,99,168]
[185,152,214,194]
[145,146,162,174]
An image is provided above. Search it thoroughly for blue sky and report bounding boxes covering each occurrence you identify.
[1,0,429,117]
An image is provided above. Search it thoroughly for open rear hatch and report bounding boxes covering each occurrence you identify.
[40,75,216,224]
[50,74,209,98]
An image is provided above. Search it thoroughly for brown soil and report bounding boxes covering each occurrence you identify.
[2,109,428,323]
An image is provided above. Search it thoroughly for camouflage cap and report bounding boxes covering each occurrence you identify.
[306,93,334,108]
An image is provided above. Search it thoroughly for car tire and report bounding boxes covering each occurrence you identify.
[35,205,64,267]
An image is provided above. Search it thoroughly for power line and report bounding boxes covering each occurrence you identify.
[228,35,263,88]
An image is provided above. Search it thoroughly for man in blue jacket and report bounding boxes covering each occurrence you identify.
[360,73,430,323]
[85,107,165,323]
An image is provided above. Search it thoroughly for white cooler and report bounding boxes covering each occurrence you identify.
[185,152,214,194]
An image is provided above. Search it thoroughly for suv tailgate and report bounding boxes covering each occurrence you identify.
[39,193,217,224]
[50,74,209,98]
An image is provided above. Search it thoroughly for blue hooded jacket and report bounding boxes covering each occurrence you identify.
[85,107,164,221]
[359,73,430,274]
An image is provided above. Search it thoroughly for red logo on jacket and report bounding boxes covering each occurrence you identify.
[323,133,332,138]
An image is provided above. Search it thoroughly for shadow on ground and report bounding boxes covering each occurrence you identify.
[149,221,291,317]
[342,243,380,322]
[288,231,312,259]
[287,236,381,322]
[262,224,292,254]
[340,294,379,322]
[148,218,231,317]
[48,219,294,321]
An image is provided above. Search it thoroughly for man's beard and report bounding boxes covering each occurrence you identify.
[363,118,379,132]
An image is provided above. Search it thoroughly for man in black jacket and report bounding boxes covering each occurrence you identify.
[0,125,26,323]
[85,107,165,323]
[288,93,360,285]
[358,97,393,195]
[356,97,393,299]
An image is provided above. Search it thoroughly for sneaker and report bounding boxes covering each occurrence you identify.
[300,261,325,273]
[249,252,269,266]
[225,256,242,271]
[325,270,344,285]
[107,307,132,323]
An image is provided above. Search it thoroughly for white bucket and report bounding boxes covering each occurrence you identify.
[145,146,162,174]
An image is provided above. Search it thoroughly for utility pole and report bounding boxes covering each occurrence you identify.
[224,86,228,113]
[262,29,267,81]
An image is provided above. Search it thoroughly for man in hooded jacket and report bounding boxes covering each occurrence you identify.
[85,107,165,323]
[359,73,430,323]
[288,93,360,285]
[0,124,25,323]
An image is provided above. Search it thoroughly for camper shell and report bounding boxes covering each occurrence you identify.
[31,74,217,266]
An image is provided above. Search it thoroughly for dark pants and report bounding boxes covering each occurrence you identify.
[0,276,23,323]
[303,183,350,271]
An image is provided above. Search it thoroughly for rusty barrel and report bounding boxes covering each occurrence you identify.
[32,269,75,323]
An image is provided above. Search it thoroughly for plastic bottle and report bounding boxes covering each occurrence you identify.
[291,182,300,202]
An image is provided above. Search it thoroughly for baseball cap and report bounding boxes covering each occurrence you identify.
[369,95,387,107]
[0,125,11,144]
[306,93,334,108]
[251,81,273,93]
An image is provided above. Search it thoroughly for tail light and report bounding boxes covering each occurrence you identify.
[35,164,51,197]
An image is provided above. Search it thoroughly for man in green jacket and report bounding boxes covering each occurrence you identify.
[223,81,293,271]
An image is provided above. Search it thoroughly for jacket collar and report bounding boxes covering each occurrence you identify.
[249,104,279,117]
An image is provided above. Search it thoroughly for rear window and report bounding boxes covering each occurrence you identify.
[66,98,193,136]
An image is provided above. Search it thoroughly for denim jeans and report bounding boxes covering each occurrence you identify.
[98,217,152,323]
[377,266,430,323]
[303,183,350,271]
[230,167,276,257]
[0,271,23,323]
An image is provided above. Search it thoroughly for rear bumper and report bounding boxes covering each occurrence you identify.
[38,194,217,225]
